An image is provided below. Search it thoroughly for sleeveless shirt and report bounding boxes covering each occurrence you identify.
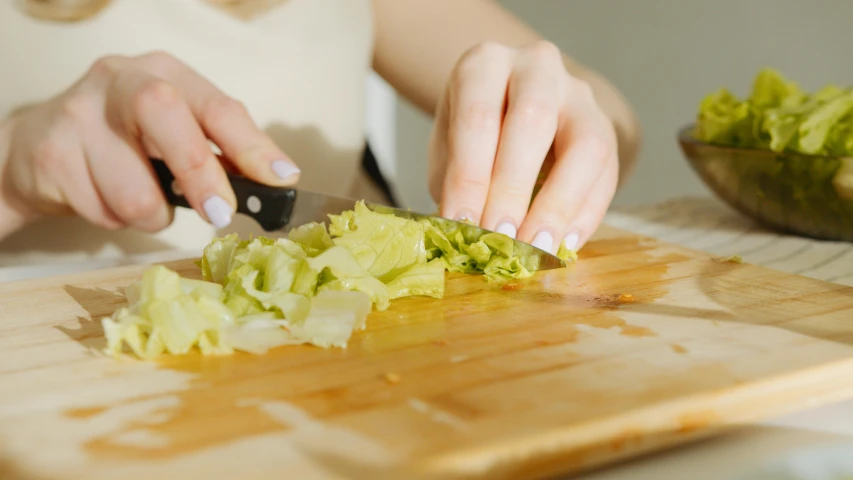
[0,0,383,267]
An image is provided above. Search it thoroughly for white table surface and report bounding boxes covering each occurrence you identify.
[4,195,853,479]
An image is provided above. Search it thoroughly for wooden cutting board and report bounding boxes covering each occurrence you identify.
[4,224,853,480]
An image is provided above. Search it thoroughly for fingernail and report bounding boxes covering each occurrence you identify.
[531,231,553,253]
[495,222,517,239]
[562,231,580,251]
[203,195,233,228]
[271,160,301,181]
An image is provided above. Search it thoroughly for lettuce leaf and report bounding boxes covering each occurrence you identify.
[385,258,445,299]
[288,222,335,256]
[291,290,372,346]
[103,265,242,359]
[696,68,853,156]
[697,88,753,147]
[328,201,427,282]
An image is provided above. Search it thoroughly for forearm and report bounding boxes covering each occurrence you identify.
[372,0,641,187]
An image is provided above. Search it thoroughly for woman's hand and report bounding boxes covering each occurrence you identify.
[428,41,618,254]
[0,51,300,238]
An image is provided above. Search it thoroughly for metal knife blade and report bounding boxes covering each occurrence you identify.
[150,158,566,271]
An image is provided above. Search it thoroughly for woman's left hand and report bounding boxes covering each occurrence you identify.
[428,40,619,255]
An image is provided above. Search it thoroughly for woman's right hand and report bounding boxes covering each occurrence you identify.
[0,51,301,239]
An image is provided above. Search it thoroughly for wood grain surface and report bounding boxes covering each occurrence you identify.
[3,225,853,480]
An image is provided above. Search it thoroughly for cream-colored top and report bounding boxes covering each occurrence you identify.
[0,0,381,267]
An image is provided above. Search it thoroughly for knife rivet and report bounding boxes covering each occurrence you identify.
[247,195,262,213]
[171,180,183,196]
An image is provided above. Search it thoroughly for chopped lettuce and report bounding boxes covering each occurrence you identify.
[557,244,579,263]
[289,291,372,348]
[385,258,445,300]
[103,266,242,360]
[697,88,753,147]
[288,222,334,256]
[419,217,540,282]
[328,201,427,282]
[695,68,853,156]
[105,200,559,361]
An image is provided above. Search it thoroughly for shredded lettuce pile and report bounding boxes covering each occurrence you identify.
[103,201,569,360]
[695,68,853,156]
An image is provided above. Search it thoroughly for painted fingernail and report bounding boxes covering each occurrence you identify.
[271,160,301,181]
[203,195,233,228]
[562,231,580,251]
[531,231,553,253]
[495,222,517,239]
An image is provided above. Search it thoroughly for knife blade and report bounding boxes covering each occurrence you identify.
[150,158,566,271]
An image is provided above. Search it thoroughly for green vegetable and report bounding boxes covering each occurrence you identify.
[328,201,426,282]
[385,258,445,300]
[104,201,554,360]
[695,68,853,156]
[420,217,540,282]
[103,266,238,359]
[556,244,578,263]
[287,222,334,257]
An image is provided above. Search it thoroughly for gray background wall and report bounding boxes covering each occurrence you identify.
[386,0,853,212]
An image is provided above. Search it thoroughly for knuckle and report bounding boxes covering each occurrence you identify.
[181,147,213,174]
[510,98,557,129]
[201,95,247,127]
[453,42,510,84]
[31,138,66,175]
[571,78,595,101]
[447,174,490,194]
[169,144,214,179]
[462,41,507,63]
[131,79,181,115]
[554,208,577,228]
[88,55,124,79]
[583,133,613,164]
[524,40,562,63]
[58,92,96,122]
[137,50,178,71]
[454,101,502,132]
[112,188,163,223]
[495,183,534,204]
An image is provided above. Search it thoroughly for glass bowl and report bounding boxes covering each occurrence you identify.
[677,124,853,242]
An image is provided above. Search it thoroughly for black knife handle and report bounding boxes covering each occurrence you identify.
[150,158,297,231]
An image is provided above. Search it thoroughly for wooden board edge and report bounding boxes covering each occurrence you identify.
[411,356,853,480]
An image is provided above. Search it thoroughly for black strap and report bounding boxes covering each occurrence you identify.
[360,141,400,207]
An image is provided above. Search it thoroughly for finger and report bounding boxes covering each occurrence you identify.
[427,90,451,205]
[63,158,125,231]
[109,69,236,229]
[83,125,174,232]
[480,42,562,239]
[31,121,123,229]
[439,42,514,223]
[563,158,618,252]
[518,130,612,253]
[138,52,300,186]
[518,87,616,252]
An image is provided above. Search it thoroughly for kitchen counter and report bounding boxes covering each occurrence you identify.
[3,195,853,479]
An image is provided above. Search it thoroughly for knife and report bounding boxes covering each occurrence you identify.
[149,158,566,271]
